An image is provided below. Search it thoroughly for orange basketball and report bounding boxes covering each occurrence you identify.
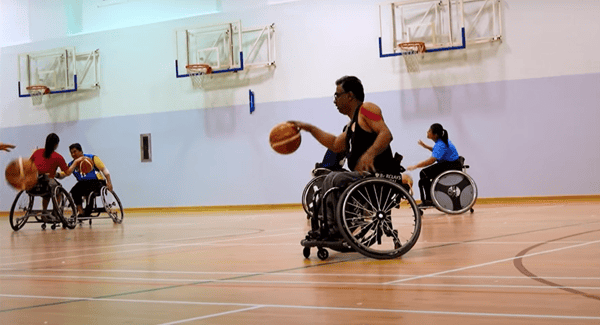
[5,157,38,191]
[270,122,301,155]
[79,157,94,175]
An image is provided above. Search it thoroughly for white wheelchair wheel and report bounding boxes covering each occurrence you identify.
[101,187,124,224]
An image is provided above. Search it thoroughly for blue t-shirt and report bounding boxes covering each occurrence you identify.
[432,139,459,162]
[68,153,99,181]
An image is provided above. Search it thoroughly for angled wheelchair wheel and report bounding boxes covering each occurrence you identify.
[102,187,124,224]
[336,179,421,259]
[9,191,34,231]
[301,174,327,217]
[431,170,477,215]
[53,186,78,229]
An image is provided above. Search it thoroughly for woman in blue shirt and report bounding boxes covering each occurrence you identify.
[407,123,462,207]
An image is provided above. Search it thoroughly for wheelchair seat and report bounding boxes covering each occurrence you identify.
[26,175,52,197]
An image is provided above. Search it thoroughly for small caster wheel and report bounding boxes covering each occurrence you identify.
[419,209,424,215]
[470,208,474,213]
[51,224,56,230]
[41,224,46,230]
[89,220,92,225]
[317,248,329,260]
[303,247,310,259]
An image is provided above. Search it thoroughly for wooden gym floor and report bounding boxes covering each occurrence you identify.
[0,201,599,324]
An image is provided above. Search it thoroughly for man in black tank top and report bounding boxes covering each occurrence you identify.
[290,76,412,236]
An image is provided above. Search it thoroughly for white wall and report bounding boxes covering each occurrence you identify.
[3,0,598,125]
[1,0,599,210]
[0,0,29,47]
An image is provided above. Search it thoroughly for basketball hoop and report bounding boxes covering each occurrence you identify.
[185,64,213,89]
[398,42,426,73]
[26,85,50,105]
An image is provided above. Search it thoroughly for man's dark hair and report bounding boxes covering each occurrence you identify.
[335,76,364,102]
[69,143,83,152]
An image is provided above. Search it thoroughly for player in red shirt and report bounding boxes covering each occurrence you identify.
[29,133,82,213]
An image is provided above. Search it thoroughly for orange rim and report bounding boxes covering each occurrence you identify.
[398,42,426,53]
[185,64,213,74]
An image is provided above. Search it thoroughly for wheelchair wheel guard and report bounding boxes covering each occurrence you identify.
[430,170,477,215]
[336,178,422,259]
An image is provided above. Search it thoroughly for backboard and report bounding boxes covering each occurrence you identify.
[18,47,100,98]
[379,0,502,57]
[175,21,243,77]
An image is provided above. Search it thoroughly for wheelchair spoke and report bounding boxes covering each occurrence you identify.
[348,197,376,216]
[356,188,378,213]
[373,184,382,211]
[347,217,373,232]
[364,186,378,212]
[381,192,401,214]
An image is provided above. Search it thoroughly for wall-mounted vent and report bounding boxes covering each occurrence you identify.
[140,133,152,162]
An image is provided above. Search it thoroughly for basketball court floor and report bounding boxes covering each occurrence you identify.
[0,201,599,324]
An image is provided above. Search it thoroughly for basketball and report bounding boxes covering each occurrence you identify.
[79,157,94,175]
[269,122,301,155]
[5,157,38,191]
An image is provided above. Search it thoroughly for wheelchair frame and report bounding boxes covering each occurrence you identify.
[77,186,124,225]
[9,178,78,231]
[301,172,422,260]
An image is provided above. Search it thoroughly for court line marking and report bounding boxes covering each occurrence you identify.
[0,230,305,267]
[1,294,599,320]
[385,239,600,285]
[0,274,599,290]
[2,268,599,281]
[159,306,263,325]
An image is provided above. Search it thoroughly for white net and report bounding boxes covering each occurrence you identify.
[399,42,426,73]
[186,64,212,89]
[26,86,48,105]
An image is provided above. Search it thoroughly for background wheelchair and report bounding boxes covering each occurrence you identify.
[301,153,422,260]
[77,183,124,225]
[419,156,478,215]
[9,176,78,231]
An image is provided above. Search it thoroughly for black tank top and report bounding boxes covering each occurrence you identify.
[346,106,399,174]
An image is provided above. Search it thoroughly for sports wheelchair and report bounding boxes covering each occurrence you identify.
[301,154,422,260]
[418,156,478,215]
[76,182,124,225]
[9,176,78,231]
